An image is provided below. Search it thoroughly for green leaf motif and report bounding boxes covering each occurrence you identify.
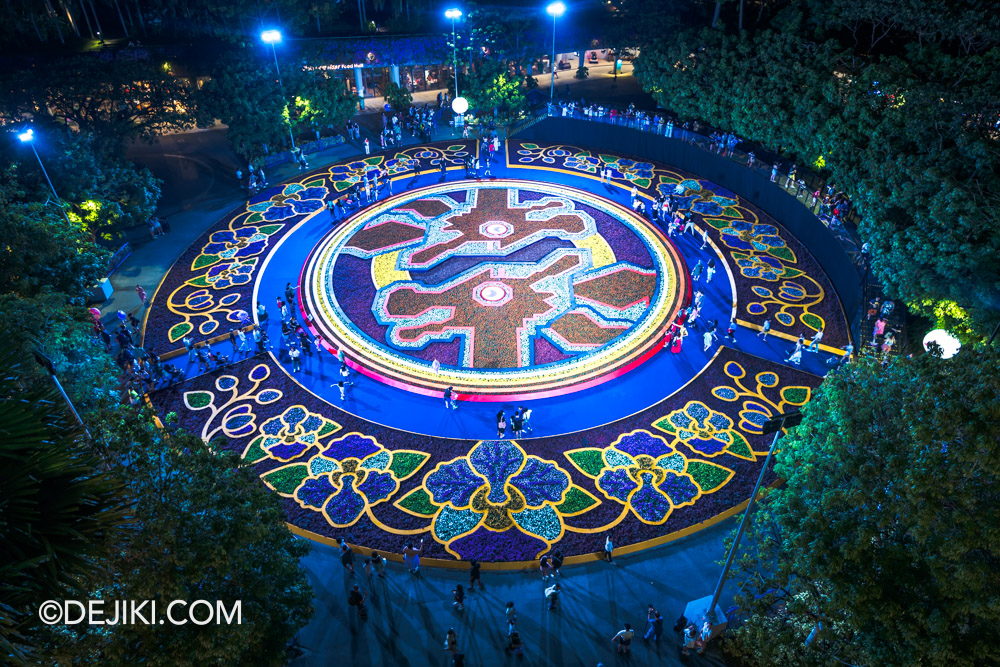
[631,177,652,189]
[555,486,598,515]
[168,322,194,343]
[782,267,804,278]
[446,144,466,151]
[728,432,754,460]
[186,275,210,288]
[686,461,735,493]
[304,179,325,188]
[242,436,268,464]
[770,245,796,262]
[389,452,429,480]
[262,464,311,496]
[192,253,220,270]
[317,421,339,437]
[780,386,811,406]
[706,218,729,230]
[565,449,605,477]
[521,143,539,150]
[246,212,263,224]
[653,415,677,434]
[183,390,213,410]
[258,224,282,236]
[722,206,742,218]
[598,154,619,165]
[395,487,439,516]
[364,156,384,166]
[801,313,824,331]
[333,180,353,191]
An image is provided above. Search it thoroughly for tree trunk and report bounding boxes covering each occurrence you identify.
[315,9,320,33]
[123,0,133,28]
[357,0,364,30]
[739,0,744,31]
[113,0,129,37]
[79,0,94,38]
[712,0,722,27]
[43,0,65,43]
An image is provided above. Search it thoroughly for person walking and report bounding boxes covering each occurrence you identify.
[347,584,368,620]
[703,328,717,352]
[539,555,552,581]
[505,601,518,635]
[726,319,737,343]
[544,582,561,611]
[135,284,148,306]
[337,380,348,400]
[505,631,524,656]
[645,606,664,642]
[444,628,458,654]
[496,410,507,439]
[444,386,458,409]
[757,319,771,340]
[809,327,824,352]
[603,533,615,563]
[453,584,465,611]
[469,559,481,591]
[402,538,424,574]
[371,551,387,578]
[289,344,302,372]
[786,346,803,366]
[706,258,716,282]
[284,281,296,305]
[613,623,635,655]
[521,406,533,434]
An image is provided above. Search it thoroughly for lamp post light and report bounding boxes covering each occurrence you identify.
[445,9,462,102]
[260,29,297,150]
[546,2,566,106]
[17,128,72,226]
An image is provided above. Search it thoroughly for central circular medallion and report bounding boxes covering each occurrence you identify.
[302,180,686,399]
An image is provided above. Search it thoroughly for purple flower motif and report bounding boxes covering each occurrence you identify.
[597,467,638,502]
[736,255,785,281]
[202,227,269,260]
[718,220,788,254]
[205,259,255,290]
[657,401,753,460]
[259,405,332,462]
[248,183,330,221]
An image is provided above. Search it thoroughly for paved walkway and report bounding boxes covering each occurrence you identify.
[291,518,735,667]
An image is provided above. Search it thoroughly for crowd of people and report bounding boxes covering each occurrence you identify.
[330,528,718,663]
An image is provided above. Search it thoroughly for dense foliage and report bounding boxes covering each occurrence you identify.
[0,340,127,665]
[630,0,1000,340]
[721,353,1000,666]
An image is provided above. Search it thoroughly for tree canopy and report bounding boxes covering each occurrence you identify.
[722,352,1000,666]
[629,0,1000,339]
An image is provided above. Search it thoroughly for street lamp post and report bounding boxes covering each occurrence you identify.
[261,29,297,151]
[445,9,462,101]
[546,2,566,107]
[17,128,72,226]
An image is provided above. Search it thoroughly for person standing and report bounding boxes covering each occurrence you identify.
[550,550,563,577]
[706,258,716,282]
[339,539,355,573]
[726,319,737,343]
[703,328,717,352]
[613,623,635,655]
[337,380,348,400]
[496,410,507,439]
[444,628,458,654]
[770,163,779,182]
[284,281,296,305]
[364,138,370,155]
[289,344,302,372]
[469,559,481,591]
[544,583,560,611]
[371,551,387,578]
[511,409,524,438]
[444,386,458,410]
[183,335,196,362]
[402,538,424,574]
[452,584,465,611]
[603,533,615,563]
[682,623,699,656]
[691,260,703,282]
[135,284,148,306]
[539,555,552,581]
[505,602,518,635]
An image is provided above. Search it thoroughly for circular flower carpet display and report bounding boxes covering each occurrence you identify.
[145,139,851,566]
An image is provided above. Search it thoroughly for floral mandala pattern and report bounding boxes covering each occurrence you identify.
[415,440,572,556]
[565,431,734,525]
[260,433,429,529]
[653,401,755,460]
[248,181,329,221]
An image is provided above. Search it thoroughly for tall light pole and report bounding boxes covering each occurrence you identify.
[17,128,72,226]
[261,29,297,150]
[546,2,566,106]
[445,9,462,101]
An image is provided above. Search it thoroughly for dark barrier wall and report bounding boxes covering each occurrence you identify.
[516,118,862,331]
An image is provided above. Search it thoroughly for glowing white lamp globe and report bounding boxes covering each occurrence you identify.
[452,96,469,114]
[923,329,961,358]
